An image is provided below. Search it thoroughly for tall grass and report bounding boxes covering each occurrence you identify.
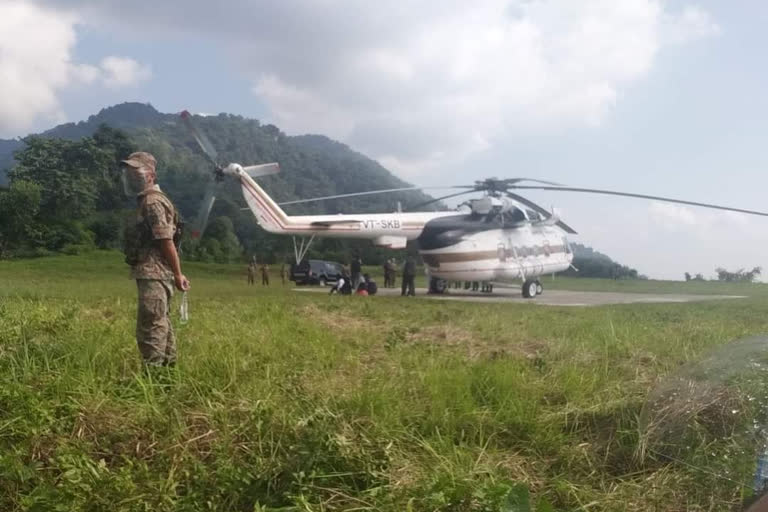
[2,252,768,510]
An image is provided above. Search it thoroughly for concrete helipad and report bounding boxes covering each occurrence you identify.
[294,286,746,306]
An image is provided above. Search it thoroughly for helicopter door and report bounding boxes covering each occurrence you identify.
[497,243,506,262]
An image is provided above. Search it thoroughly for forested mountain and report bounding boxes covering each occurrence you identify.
[1,103,430,212]
[0,103,433,263]
[43,102,169,140]
[0,102,642,278]
[0,104,167,184]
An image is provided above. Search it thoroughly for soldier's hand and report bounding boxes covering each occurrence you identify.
[175,274,190,291]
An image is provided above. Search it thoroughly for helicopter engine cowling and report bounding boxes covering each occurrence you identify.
[373,235,407,249]
[469,196,502,215]
[469,196,521,216]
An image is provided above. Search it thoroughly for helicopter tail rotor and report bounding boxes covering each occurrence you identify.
[181,110,220,166]
[181,111,224,239]
[180,111,284,238]
[242,163,280,178]
[190,183,217,239]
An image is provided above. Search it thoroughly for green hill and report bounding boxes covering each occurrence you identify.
[1,103,429,215]
[0,102,642,277]
[0,103,434,262]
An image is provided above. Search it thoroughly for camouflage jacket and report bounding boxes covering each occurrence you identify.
[125,185,181,280]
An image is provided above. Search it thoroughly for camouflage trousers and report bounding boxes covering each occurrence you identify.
[135,279,176,366]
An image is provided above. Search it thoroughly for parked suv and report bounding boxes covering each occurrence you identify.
[290,259,344,286]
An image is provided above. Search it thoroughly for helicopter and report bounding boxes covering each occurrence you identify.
[181,111,768,298]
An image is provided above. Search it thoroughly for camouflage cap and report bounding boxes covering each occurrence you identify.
[121,152,157,173]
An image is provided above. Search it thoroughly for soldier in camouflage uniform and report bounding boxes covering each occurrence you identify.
[122,152,190,367]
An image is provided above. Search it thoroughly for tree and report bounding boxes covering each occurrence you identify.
[684,272,692,282]
[92,123,137,164]
[562,243,641,279]
[91,124,137,211]
[715,266,762,283]
[10,137,112,221]
[6,133,133,253]
[0,181,42,257]
[88,212,123,249]
[194,216,243,263]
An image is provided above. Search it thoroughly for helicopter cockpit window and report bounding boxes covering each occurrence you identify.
[502,207,527,224]
[526,209,541,221]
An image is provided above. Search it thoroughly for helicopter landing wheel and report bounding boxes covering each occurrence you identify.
[522,280,538,299]
[429,277,447,294]
[535,280,543,295]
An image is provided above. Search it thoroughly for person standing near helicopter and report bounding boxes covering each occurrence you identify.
[247,259,256,285]
[260,262,270,286]
[122,152,190,369]
[401,255,416,296]
[350,253,363,290]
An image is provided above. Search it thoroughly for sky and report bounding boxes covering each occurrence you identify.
[2,0,768,280]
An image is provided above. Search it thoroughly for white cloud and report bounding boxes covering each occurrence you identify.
[243,1,721,177]
[24,0,720,177]
[99,56,152,88]
[0,1,76,135]
[23,0,718,177]
[71,57,152,88]
[71,63,101,85]
[0,1,151,137]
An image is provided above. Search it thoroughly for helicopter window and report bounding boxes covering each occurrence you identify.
[526,209,541,221]
[503,207,527,224]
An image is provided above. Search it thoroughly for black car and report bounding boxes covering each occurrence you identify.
[290,259,345,286]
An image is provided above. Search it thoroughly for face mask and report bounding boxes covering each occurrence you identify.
[121,166,151,196]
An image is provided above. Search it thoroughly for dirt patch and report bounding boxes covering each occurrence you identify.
[407,325,552,362]
[299,303,376,332]
[70,402,158,461]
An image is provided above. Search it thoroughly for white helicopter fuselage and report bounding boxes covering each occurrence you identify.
[419,224,573,283]
[230,163,573,284]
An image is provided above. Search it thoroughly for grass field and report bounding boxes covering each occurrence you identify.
[2,251,768,511]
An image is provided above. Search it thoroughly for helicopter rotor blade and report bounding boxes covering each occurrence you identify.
[510,185,768,218]
[191,183,217,239]
[502,178,564,186]
[278,186,466,206]
[407,190,478,211]
[180,110,219,165]
[505,191,578,234]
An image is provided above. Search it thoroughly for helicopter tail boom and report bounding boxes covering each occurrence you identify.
[229,164,293,234]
